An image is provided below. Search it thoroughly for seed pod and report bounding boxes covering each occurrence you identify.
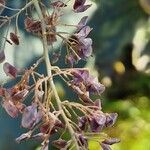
[3,62,17,78]
[10,32,19,45]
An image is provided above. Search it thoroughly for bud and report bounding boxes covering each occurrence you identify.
[10,32,19,45]
[3,62,17,78]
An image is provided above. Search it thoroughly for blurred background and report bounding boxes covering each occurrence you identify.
[0,0,150,150]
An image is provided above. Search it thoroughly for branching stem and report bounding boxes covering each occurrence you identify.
[33,1,80,150]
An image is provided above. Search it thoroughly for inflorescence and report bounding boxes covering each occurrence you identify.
[0,0,120,150]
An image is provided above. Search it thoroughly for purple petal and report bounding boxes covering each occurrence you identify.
[0,50,5,63]
[71,69,89,82]
[93,99,102,110]
[77,16,88,30]
[3,62,17,78]
[102,138,120,145]
[105,113,118,127]
[80,38,92,58]
[73,0,86,10]
[66,54,81,66]
[78,134,88,148]
[21,103,37,128]
[76,26,92,38]
[35,110,44,124]
[74,4,92,13]
[2,100,18,118]
[89,113,106,132]
[88,80,105,94]
[78,116,87,130]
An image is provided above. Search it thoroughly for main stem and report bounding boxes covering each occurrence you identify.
[33,1,80,150]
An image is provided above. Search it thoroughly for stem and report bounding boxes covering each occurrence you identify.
[0,0,34,28]
[33,1,80,150]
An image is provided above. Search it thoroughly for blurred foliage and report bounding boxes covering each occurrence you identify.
[104,96,150,150]
[89,0,150,99]
[86,96,150,150]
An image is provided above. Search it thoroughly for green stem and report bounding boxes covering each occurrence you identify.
[33,1,80,150]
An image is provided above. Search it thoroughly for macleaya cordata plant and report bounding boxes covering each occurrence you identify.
[0,0,120,150]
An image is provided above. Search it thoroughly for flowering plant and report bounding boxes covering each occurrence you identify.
[0,0,119,149]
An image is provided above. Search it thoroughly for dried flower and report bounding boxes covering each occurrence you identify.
[3,62,17,78]
[67,26,93,65]
[52,139,67,149]
[78,116,87,130]
[89,113,106,132]
[2,100,19,118]
[105,113,118,127]
[77,134,88,148]
[77,16,88,31]
[10,32,19,45]
[21,103,37,128]
[73,0,92,13]
[0,1,119,150]
[71,69,105,94]
[50,1,67,7]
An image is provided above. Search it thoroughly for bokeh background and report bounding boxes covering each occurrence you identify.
[0,0,150,150]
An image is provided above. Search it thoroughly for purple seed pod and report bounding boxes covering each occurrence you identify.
[2,100,19,118]
[10,32,19,45]
[73,0,92,13]
[3,62,18,78]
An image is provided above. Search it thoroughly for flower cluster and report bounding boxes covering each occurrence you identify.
[0,0,119,150]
